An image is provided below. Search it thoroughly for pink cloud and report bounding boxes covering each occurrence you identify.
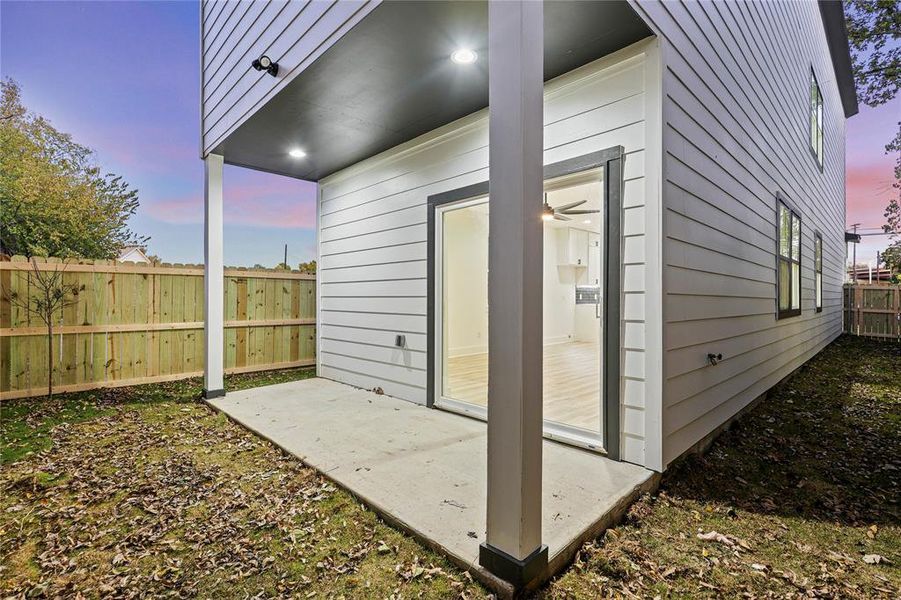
[846,160,896,229]
[226,183,317,229]
[144,179,317,229]
[143,194,202,224]
[80,121,199,175]
[845,98,899,232]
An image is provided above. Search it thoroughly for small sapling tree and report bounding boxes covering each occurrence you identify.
[4,259,84,399]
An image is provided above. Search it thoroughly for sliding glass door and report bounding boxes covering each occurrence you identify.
[433,172,606,451]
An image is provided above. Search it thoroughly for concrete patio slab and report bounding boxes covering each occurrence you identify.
[209,377,656,592]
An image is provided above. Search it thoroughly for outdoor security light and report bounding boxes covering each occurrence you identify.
[289,148,306,159]
[450,48,477,64]
[252,55,279,77]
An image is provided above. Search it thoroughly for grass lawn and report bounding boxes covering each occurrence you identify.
[1,335,899,598]
[541,335,900,598]
[0,369,487,599]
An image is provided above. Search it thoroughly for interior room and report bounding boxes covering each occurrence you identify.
[437,176,605,445]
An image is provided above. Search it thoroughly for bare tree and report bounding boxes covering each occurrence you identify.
[4,259,83,399]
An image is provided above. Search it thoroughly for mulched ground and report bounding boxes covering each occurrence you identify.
[1,335,899,598]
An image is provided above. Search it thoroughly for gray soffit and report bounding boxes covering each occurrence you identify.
[213,0,653,181]
[818,0,859,118]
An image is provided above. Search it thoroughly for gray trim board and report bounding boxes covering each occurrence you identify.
[603,153,623,461]
[426,147,625,458]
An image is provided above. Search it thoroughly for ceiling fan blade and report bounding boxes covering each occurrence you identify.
[561,209,600,215]
[554,213,572,221]
[554,199,587,212]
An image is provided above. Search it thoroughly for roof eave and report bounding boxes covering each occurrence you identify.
[818,0,859,118]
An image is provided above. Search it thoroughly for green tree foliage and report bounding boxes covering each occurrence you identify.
[845,0,900,107]
[0,78,145,259]
[879,96,901,276]
[882,189,901,274]
[298,260,316,274]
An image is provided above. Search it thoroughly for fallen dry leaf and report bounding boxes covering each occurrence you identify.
[697,530,735,547]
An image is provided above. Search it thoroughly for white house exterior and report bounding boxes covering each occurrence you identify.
[199,0,856,587]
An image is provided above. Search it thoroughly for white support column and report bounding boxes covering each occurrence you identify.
[203,153,225,398]
[479,0,547,588]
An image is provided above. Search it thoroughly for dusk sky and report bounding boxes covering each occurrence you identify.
[1,1,898,267]
[2,0,317,267]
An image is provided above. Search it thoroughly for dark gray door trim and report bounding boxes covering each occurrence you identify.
[426,146,625,459]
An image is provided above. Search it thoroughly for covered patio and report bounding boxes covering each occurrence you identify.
[208,376,655,593]
[201,0,656,590]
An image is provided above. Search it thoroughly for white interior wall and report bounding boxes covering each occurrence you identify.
[444,205,489,357]
[443,208,587,356]
[543,227,577,346]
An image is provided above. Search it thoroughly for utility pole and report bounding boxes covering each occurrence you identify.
[851,223,859,282]
[284,244,288,268]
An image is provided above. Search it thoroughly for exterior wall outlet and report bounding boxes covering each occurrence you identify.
[395,334,406,348]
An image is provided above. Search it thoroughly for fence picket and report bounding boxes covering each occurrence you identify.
[844,283,901,341]
[0,258,316,399]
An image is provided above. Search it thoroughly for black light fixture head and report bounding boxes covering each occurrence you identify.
[251,55,279,77]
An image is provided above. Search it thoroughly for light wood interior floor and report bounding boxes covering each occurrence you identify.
[444,341,601,432]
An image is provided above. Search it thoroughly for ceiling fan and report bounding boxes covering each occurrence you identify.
[541,193,600,221]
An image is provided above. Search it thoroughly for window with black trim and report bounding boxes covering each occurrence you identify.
[809,69,823,168]
[814,232,823,312]
[777,198,801,319]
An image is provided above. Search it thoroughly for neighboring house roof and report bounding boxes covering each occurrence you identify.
[117,246,151,263]
[818,0,859,117]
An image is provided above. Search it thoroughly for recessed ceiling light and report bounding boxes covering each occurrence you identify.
[289,148,306,158]
[582,219,592,224]
[451,48,477,64]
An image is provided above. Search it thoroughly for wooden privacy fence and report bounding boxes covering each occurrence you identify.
[843,284,901,341]
[0,256,316,400]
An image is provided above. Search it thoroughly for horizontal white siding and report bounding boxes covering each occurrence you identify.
[319,40,660,467]
[200,0,380,156]
[630,0,847,466]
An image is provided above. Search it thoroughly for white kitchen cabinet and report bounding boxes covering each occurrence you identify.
[556,227,589,267]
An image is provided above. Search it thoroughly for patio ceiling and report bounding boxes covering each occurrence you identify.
[212,0,653,181]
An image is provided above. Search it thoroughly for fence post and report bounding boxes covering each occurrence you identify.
[895,287,900,341]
